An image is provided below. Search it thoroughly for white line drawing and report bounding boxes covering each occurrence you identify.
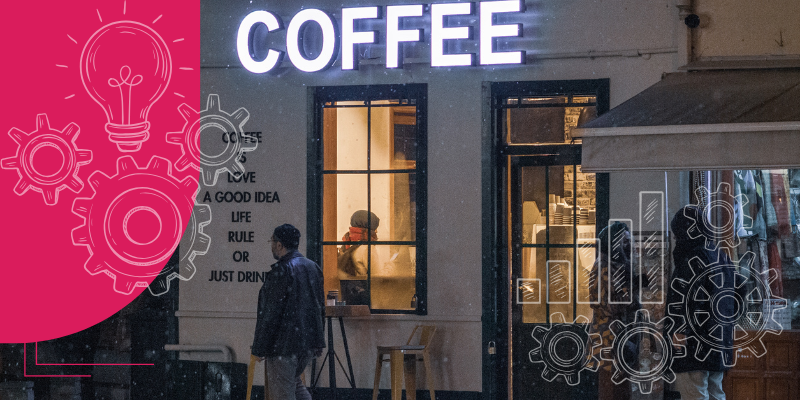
[528,312,600,386]
[1,114,93,205]
[71,156,197,295]
[167,94,257,187]
[516,278,541,304]
[667,251,785,366]
[577,239,600,305]
[80,21,172,152]
[640,191,665,304]
[600,309,686,394]
[608,218,633,305]
[148,195,211,296]
[546,260,571,305]
[686,183,751,252]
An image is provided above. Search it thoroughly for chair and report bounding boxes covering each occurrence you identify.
[372,325,436,400]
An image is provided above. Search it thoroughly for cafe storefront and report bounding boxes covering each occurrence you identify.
[177,0,800,399]
[7,1,797,399]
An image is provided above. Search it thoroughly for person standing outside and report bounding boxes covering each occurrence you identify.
[667,205,744,400]
[252,224,325,400]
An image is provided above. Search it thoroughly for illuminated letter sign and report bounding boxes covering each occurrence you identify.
[237,2,526,72]
[386,4,424,69]
[286,9,338,72]
[431,2,475,67]
[480,0,524,65]
[237,11,284,73]
[342,7,381,70]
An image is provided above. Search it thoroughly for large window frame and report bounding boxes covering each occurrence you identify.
[308,84,428,315]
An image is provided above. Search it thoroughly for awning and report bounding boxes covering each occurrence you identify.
[573,69,800,172]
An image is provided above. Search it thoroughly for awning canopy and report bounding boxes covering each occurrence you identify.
[573,69,800,172]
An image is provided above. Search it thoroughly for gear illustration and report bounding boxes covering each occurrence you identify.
[528,312,601,386]
[600,309,686,394]
[1,114,93,205]
[667,252,785,367]
[686,183,750,251]
[147,196,211,296]
[72,156,198,295]
[167,94,256,187]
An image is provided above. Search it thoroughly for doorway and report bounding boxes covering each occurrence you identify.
[484,80,610,400]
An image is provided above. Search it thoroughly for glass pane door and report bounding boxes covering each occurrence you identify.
[511,156,599,399]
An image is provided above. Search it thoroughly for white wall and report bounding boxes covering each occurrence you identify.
[184,0,683,392]
[694,0,800,58]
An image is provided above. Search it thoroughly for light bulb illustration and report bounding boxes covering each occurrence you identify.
[80,21,171,152]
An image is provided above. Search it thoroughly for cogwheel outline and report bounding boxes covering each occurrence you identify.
[1,114,93,205]
[147,194,212,296]
[167,94,256,187]
[72,156,198,295]
[528,312,601,386]
[667,251,785,367]
[600,309,686,395]
[686,183,751,251]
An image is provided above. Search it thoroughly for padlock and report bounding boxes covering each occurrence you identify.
[488,341,496,355]
[410,294,418,308]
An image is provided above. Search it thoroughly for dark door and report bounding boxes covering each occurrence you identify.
[509,153,600,400]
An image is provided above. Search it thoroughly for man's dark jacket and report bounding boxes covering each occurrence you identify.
[252,251,325,357]
[667,206,747,372]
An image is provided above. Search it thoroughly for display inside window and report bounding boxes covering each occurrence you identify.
[518,165,598,324]
[319,96,423,312]
[723,169,799,330]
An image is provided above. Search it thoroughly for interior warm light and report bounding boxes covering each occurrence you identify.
[237,11,284,74]
[386,4,424,69]
[342,7,380,70]
[431,3,474,67]
[286,9,338,72]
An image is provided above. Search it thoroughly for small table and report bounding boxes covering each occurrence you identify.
[311,305,370,399]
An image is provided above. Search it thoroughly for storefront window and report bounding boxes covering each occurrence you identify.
[699,169,800,331]
[312,85,427,313]
[503,95,598,144]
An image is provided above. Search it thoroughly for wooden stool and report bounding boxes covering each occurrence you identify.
[372,326,436,400]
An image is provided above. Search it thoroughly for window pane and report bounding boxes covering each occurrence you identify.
[521,96,568,105]
[576,240,598,322]
[323,174,368,242]
[370,173,416,242]
[521,250,575,323]
[370,106,417,170]
[521,166,546,245]
[370,245,416,310]
[505,104,597,144]
[323,107,368,170]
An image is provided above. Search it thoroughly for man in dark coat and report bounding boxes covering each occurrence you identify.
[252,224,325,400]
[668,205,746,400]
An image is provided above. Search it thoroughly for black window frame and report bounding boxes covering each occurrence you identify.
[308,84,428,315]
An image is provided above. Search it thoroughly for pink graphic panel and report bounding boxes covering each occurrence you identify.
[0,0,200,343]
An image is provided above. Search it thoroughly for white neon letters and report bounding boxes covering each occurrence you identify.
[431,3,474,67]
[286,9,338,72]
[342,7,380,70]
[480,0,524,65]
[386,5,425,69]
[237,11,284,74]
[236,1,525,73]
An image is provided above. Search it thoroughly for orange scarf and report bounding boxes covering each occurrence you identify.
[341,227,377,250]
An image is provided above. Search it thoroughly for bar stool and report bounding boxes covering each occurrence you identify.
[372,325,436,400]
